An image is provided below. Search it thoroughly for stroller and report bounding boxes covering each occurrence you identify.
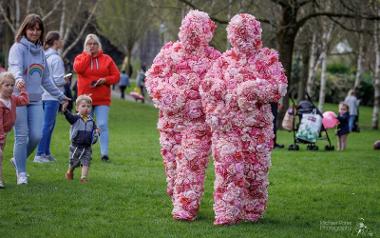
[285,92,334,151]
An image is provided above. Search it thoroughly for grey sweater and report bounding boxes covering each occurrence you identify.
[64,110,98,147]
[8,37,65,102]
[42,48,66,101]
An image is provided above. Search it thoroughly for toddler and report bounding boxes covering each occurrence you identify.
[337,102,350,151]
[64,95,98,183]
[0,72,29,188]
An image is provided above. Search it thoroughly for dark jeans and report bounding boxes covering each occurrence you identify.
[139,86,145,98]
[271,102,278,143]
[119,86,127,99]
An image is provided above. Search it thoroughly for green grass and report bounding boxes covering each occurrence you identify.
[0,99,379,238]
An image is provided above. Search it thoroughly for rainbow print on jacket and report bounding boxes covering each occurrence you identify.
[28,64,44,77]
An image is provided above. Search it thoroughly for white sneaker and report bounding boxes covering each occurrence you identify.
[17,172,28,185]
[0,180,4,188]
[33,155,51,163]
[46,154,56,162]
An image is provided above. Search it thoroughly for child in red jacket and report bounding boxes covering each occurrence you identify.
[0,72,29,188]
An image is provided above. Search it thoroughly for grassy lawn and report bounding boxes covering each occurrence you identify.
[0,98,379,238]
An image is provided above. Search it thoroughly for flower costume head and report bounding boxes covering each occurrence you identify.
[200,13,288,225]
[227,14,263,54]
[145,10,221,221]
[178,10,217,49]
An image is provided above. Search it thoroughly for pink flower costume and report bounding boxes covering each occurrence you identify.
[200,14,288,225]
[145,10,221,221]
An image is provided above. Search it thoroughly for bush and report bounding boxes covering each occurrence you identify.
[312,71,373,106]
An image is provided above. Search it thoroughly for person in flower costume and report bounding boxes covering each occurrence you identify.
[145,10,221,221]
[200,14,287,225]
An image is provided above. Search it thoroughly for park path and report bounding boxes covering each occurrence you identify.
[111,88,153,105]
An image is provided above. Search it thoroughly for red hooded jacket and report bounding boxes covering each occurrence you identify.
[73,50,120,106]
[0,90,29,147]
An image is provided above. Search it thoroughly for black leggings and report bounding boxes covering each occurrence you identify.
[119,86,127,99]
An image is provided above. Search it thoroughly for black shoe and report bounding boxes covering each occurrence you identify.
[274,143,285,149]
[101,155,109,162]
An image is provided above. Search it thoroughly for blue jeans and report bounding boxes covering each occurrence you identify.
[349,115,356,132]
[36,100,60,156]
[92,105,109,156]
[13,103,44,173]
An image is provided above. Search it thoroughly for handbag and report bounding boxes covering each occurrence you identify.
[282,107,295,131]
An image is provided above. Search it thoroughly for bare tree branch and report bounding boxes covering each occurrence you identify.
[42,0,63,21]
[63,0,83,44]
[26,0,33,14]
[298,0,315,8]
[62,2,98,58]
[270,0,288,8]
[15,0,20,29]
[338,0,358,13]
[327,16,371,35]
[177,0,270,24]
[0,3,16,33]
[297,11,380,31]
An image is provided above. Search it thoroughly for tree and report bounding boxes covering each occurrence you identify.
[372,5,380,129]
[0,0,98,63]
[96,0,155,74]
[178,0,380,126]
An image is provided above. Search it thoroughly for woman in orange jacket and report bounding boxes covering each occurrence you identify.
[73,33,120,162]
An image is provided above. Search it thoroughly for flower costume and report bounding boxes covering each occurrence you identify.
[200,14,287,225]
[145,10,221,220]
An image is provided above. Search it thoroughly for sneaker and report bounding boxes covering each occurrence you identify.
[274,143,285,149]
[46,154,56,162]
[10,158,30,177]
[17,172,28,185]
[33,155,51,163]
[80,177,88,184]
[65,170,74,180]
[101,155,109,162]
[0,180,4,189]
[10,157,18,174]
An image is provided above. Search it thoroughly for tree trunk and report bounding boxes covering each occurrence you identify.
[354,20,365,89]
[318,50,328,111]
[2,3,14,66]
[318,24,333,111]
[26,0,33,14]
[59,0,66,38]
[276,7,298,129]
[297,46,309,102]
[126,49,133,78]
[306,33,318,97]
[372,9,380,129]
[226,0,232,49]
[15,0,20,29]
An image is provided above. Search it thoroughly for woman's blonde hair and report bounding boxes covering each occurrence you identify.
[0,72,16,85]
[83,33,102,51]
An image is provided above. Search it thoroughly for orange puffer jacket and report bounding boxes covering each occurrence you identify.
[74,50,120,106]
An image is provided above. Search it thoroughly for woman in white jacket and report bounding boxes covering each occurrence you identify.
[35,31,68,163]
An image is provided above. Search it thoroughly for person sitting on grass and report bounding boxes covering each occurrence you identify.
[63,95,99,183]
[0,72,29,188]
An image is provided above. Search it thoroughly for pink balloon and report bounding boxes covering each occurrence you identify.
[322,111,339,129]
